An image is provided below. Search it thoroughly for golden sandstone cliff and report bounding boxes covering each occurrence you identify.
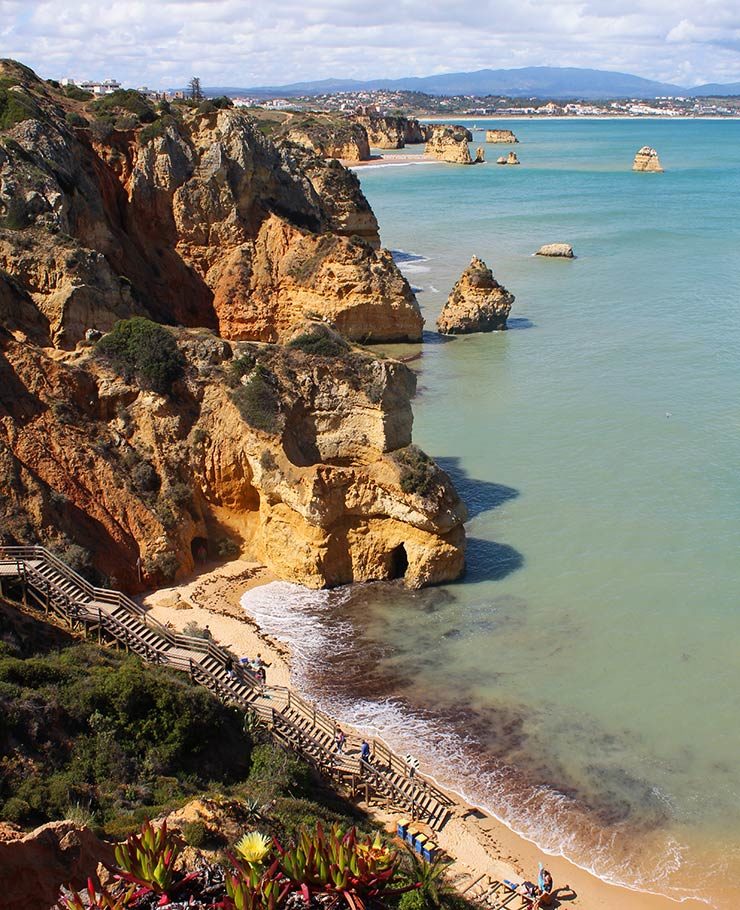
[437,256,514,334]
[632,146,663,172]
[424,125,475,164]
[0,60,465,591]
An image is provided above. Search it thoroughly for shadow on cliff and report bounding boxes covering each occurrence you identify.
[436,456,519,520]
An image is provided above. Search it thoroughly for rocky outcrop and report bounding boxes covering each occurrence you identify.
[536,243,574,258]
[210,215,421,343]
[437,256,514,334]
[0,62,463,592]
[280,116,371,162]
[0,322,465,589]
[0,820,113,910]
[632,146,663,172]
[355,115,428,149]
[474,147,485,163]
[0,67,416,348]
[486,129,518,143]
[425,125,473,164]
[496,152,520,166]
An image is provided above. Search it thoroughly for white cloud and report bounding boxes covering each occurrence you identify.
[1,0,739,88]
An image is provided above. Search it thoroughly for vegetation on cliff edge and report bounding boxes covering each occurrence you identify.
[96,317,185,394]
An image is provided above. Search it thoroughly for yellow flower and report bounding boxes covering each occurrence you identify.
[235,831,271,865]
[356,833,392,865]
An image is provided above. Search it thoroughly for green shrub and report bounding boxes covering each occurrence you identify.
[139,115,177,144]
[287,330,349,358]
[396,446,438,498]
[91,89,154,121]
[230,365,280,434]
[97,317,184,394]
[0,643,252,827]
[131,460,160,494]
[181,819,208,847]
[2,796,31,824]
[64,85,92,101]
[227,353,256,387]
[399,889,427,910]
[65,111,88,128]
[0,87,40,130]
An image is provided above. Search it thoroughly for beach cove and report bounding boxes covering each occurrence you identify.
[143,562,705,910]
[151,118,740,909]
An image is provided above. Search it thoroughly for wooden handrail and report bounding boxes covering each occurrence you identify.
[0,546,452,828]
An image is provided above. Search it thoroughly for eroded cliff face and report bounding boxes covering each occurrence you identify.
[0,322,465,590]
[425,125,474,164]
[355,115,429,149]
[0,62,463,591]
[0,65,419,348]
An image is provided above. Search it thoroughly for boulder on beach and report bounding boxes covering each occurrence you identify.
[536,243,575,259]
[632,146,663,172]
[437,256,515,335]
[486,129,518,143]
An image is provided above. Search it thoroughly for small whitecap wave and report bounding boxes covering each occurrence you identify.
[241,581,707,906]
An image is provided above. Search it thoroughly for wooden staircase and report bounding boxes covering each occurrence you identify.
[0,545,453,832]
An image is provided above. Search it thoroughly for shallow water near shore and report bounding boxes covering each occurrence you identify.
[245,120,740,907]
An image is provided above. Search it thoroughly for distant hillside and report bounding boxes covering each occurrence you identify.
[210,66,740,100]
[691,82,740,97]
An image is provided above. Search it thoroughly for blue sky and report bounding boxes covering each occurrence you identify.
[1,0,739,89]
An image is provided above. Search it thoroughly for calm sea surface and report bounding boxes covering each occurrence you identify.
[244,120,740,906]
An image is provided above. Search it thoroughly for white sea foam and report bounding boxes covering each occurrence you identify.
[240,581,709,905]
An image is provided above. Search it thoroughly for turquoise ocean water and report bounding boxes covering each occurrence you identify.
[243,120,740,906]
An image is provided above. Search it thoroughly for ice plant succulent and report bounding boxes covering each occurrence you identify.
[276,823,404,910]
[57,877,129,910]
[224,858,291,910]
[235,831,272,865]
[112,819,195,901]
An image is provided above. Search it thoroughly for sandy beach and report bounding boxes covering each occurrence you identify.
[141,562,706,910]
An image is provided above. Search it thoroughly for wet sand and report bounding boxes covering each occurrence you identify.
[140,562,706,910]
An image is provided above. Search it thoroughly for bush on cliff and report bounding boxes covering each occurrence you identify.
[395,445,438,498]
[231,364,281,433]
[288,329,349,358]
[91,89,156,122]
[0,84,40,130]
[0,641,251,828]
[97,317,184,394]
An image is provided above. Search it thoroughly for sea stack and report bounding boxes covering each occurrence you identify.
[425,124,474,164]
[632,146,663,172]
[437,256,515,334]
[507,151,520,165]
[486,129,518,143]
[536,243,575,258]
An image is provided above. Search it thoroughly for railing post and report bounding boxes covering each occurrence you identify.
[287,689,291,709]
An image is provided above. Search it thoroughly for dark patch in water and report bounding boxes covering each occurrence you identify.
[421,330,456,346]
[435,457,519,520]
[391,250,428,265]
[462,537,524,583]
[506,317,535,330]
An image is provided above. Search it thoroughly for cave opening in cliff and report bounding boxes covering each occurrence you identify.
[191,537,208,564]
[389,544,408,580]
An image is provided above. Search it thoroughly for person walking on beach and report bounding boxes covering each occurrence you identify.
[335,727,346,754]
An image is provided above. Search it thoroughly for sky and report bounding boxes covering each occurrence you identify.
[1,0,739,89]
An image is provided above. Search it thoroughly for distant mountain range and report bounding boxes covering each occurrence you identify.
[206,66,740,100]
